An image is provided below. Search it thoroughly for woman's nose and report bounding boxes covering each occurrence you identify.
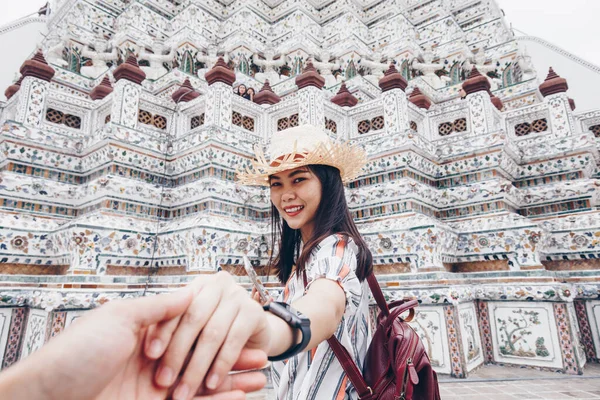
[281,190,296,202]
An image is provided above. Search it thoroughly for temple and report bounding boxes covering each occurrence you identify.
[0,0,599,378]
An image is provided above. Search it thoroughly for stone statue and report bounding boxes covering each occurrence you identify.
[464,49,502,90]
[139,39,176,81]
[80,38,118,79]
[196,46,228,79]
[312,50,343,88]
[361,51,389,86]
[44,33,69,69]
[412,47,450,89]
[253,48,285,84]
[516,45,536,82]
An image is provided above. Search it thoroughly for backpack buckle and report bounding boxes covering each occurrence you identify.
[358,386,373,399]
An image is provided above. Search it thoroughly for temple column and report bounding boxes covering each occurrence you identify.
[109,55,146,128]
[204,57,236,130]
[539,68,576,138]
[379,64,410,134]
[462,67,499,135]
[13,50,55,128]
[295,61,326,127]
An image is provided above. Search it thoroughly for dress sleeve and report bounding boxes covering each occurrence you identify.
[305,234,363,315]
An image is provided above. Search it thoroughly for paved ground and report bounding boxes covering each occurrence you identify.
[248,364,600,399]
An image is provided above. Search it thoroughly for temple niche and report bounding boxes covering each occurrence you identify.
[1,0,599,379]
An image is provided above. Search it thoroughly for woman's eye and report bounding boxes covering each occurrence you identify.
[270,182,280,187]
[293,178,305,183]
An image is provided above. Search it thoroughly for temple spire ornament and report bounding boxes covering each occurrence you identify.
[330,82,358,107]
[462,66,491,96]
[490,93,503,111]
[378,63,408,92]
[408,87,431,110]
[205,57,236,86]
[253,80,280,105]
[539,67,569,97]
[20,49,55,82]
[89,75,114,101]
[295,60,325,89]
[112,55,146,84]
[5,76,23,100]
[171,79,199,103]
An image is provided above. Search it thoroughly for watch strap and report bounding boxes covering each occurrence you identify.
[264,302,311,361]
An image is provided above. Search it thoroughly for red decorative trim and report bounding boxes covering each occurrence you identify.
[553,303,582,375]
[476,300,494,363]
[444,305,465,378]
[2,308,28,368]
[574,301,597,362]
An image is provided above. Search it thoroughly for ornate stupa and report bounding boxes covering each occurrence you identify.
[0,0,598,377]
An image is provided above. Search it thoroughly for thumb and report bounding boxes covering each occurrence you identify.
[123,287,194,329]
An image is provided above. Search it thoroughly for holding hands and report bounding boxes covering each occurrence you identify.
[0,272,272,400]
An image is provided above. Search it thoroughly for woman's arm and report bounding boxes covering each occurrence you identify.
[265,278,346,357]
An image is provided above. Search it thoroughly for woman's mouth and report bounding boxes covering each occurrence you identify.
[284,205,304,216]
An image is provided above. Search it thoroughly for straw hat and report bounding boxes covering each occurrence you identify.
[236,124,367,186]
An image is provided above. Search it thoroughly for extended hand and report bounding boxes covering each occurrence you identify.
[145,272,272,400]
[0,287,268,400]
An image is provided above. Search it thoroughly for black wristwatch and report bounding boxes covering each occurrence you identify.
[263,301,311,361]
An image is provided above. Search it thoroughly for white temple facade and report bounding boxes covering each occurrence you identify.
[0,0,599,377]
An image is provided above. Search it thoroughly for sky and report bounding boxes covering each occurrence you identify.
[1,0,599,66]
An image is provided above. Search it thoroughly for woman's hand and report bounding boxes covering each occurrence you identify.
[250,285,273,306]
[145,272,272,400]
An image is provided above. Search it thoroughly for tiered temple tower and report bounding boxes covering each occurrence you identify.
[0,0,599,377]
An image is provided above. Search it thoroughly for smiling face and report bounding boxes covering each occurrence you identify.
[270,166,322,242]
[238,85,247,94]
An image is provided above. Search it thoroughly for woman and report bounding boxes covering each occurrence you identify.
[147,125,371,400]
[247,87,255,102]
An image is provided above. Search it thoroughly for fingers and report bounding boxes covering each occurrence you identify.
[145,317,181,359]
[203,305,264,390]
[171,293,242,399]
[120,286,194,330]
[231,348,268,371]
[199,372,267,396]
[154,286,223,389]
[145,278,207,359]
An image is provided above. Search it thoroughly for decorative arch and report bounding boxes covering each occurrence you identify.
[400,60,410,80]
[237,54,250,75]
[502,63,514,87]
[66,46,82,73]
[291,56,304,77]
[449,61,462,85]
[180,50,196,75]
[345,60,357,80]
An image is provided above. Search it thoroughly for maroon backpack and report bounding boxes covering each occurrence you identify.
[323,274,441,400]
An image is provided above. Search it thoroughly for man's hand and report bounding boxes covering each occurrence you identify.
[0,287,268,400]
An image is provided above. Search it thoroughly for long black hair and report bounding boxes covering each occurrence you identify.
[268,164,372,283]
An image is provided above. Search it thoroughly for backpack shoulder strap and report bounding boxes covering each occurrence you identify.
[302,269,377,398]
[327,337,373,399]
[367,272,389,316]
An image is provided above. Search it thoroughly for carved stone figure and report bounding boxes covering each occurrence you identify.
[516,45,537,82]
[196,46,228,79]
[253,49,285,84]
[44,33,69,69]
[412,47,450,89]
[361,51,389,86]
[139,39,176,81]
[312,50,343,88]
[80,38,118,79]
[464,49,502,91]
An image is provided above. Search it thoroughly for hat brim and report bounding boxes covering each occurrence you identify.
[236,141,367,186]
